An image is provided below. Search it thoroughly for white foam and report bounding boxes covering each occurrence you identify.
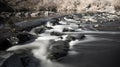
[59,21,68,25]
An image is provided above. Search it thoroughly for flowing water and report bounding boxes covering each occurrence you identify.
[30,27,120,67]
[30,34,120,67]
[5,16,120,67]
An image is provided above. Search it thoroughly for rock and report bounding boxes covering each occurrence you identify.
[63,28,75,32]
[34,27,45,34]
[50,18,60,25]
[1,53,40,67]
[46,18,60,27]
[30,25,54,35]
[30,12,40,17]
[0,38,13,51]
[58,34,85,42]
[66,34,85,41]
[0,51,14,67]
[31,26,46,34]
[1,54,30,67]
[47,40,69,61]
[7,36,19,45]
[0,29,13,50]
[16,32,36,44]
[0,29,37,50]
[50,31,64,36]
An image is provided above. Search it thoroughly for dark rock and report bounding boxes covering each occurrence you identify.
[0,30,36,50]
[0,29,13,50]
[0,29,36,50]
[32,26,54,34]
[65,15,74,19]
[20,55,40,67]
[65,35,76,41]
[47,40,69,61]
[33,27,46,34]
[16,32,36,44]
[1,54,27,67]
[15,18,48,31]
[50,31,64,36]
[0,38,13,51]
[67,35,85,40]
[45,26,53,29]
[0,51,14,67]
[46,18,60,27]
[63,28,75,32]
[0,0,14,12]
[1,53,40,67]
[7,35,19,45]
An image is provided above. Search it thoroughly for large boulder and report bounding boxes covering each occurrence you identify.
[47,40,69,61]
[16,32,37,44]
[0,29,13,50]
[0,29,36,50]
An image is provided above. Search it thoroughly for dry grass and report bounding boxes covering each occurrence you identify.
[5,0,40,11]
[35,0,120,13]
[111,0,120,11]
[3,0,120,13]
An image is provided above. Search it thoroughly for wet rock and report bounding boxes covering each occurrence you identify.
[0,29,36,50]
[58,34,85,42]
[31,26,46,34]
[30,25,54,35]
[1,53,40,67]
[14,18,47,31]
[20,55,40,67]
[1,54,30,67]
[67,35,85,41]
[50,31,64,36]
[50,18,60,25]
[16,32,36,44]
[46,18,60,27]
[47,40,69,61]
[0,51,14,67]
[63,28,75,32]
[0,29,13,50]
[7,36,19,45]
[0,38,13,51]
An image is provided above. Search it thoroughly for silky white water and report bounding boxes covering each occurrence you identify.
[7,36,67,67]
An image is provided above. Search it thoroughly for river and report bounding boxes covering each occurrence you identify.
[1,12,120,67]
